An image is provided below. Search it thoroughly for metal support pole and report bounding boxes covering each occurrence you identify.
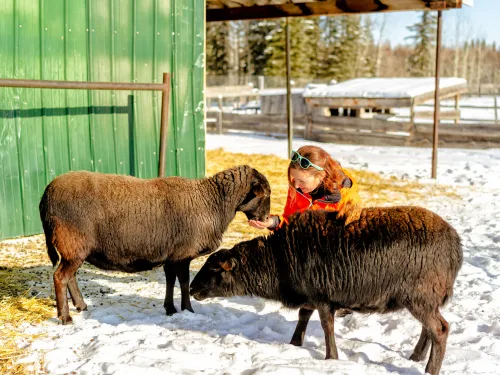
[431,10,443,179]
[285,17,293,157]
[0,78,166,91]
[158,72,171,177]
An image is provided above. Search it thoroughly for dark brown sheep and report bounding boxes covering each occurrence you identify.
[190,206,463,375]
[39,165,271,324]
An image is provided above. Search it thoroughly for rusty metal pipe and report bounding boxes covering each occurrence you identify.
[0,78,166,91]
[158,73,171,178]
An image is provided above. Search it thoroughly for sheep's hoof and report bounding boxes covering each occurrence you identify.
[409,352,426,362]
[59,315,73,325]
[324,353,338,360]
[165,306,178,316]
[76,303,88,312]
[181,306,194,313]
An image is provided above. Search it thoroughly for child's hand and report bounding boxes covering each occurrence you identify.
[248,218,274,229]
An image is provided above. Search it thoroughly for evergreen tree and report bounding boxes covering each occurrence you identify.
[248,20,276,76]
[315,16,342,79]
[359,15,376,77]
[262,21,285,77]
[264,18,321,79]
[333,15,363,81]
[206,22,230,76]
[406,11,437,77]
[314,15,371,81]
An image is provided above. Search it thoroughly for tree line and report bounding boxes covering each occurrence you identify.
[206,12,500,93]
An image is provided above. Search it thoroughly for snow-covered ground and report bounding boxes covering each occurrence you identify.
[21,133,500,374]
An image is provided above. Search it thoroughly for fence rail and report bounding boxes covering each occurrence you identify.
[206,110,500,149]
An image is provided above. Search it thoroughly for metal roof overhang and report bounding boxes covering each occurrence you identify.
[206,0,465,22]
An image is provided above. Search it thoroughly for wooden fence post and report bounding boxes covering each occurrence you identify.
[217,95,223,134]
[495,95,498,125]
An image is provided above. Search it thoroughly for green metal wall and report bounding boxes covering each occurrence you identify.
[0,0,205,240]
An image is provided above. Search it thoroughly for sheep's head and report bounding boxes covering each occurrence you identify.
[238,168,271,222]
[190,248,246,301]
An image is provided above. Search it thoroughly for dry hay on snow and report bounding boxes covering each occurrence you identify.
[0,236,53,374]
[0,148,459,374]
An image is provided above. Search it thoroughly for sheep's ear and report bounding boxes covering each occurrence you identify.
[220,258,237,271]
[251,169,268,197]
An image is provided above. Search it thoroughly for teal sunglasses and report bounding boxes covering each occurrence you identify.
[291,150,324,171]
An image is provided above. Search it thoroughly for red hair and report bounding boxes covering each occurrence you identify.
[288,145,348,194]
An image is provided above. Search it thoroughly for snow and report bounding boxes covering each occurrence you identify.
[303,78,467,99]
[259,88,305,96]
[22,133,500,374]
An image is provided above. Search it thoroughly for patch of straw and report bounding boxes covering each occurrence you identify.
[0,236,53,374]
[0,293,53,374]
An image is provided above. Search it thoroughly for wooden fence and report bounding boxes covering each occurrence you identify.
[206,109,500,149]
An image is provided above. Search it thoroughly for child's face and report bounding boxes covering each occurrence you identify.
[290,168,323,194]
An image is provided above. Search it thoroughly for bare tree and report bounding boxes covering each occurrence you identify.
[453,14,461,77]
[374,14,388,76]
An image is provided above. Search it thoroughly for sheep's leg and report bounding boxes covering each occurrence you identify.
[67,274,87,312]
[409,307,449,375]
[176,259,194,313]
[163,261,178,315]
[290,308,314,346]
[318,306,338,360]
[409,326,431,362]
[424,311,449,375]
[53,259,83,324]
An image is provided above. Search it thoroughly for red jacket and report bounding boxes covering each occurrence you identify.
[280,187,340,226]
[275,168,361,228]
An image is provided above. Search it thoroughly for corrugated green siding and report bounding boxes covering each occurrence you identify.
[0,0,205,240]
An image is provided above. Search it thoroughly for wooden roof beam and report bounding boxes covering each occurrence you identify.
[207,0,463,22]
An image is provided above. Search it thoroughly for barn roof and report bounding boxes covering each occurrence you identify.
[303,77,467,99]
[303,77,468,107]
[207,0,465,22]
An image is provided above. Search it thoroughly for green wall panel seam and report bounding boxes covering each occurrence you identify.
[132,0,138,177]
[171,0,179,176]
[13,0,27,235]
[110,0,118,173]
[86,0,95,172]
[64,0,73,171]
[191,0,199,178]
[152,0,159,173]
[39,0,49,186]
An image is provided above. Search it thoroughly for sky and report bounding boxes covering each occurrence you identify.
[375,0,499,47]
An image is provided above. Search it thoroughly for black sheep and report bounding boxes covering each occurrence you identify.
[39,165,271,324]
[190,206,462,375]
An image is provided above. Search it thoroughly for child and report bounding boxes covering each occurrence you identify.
[249,145,362,231]
[248,145,362,321]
